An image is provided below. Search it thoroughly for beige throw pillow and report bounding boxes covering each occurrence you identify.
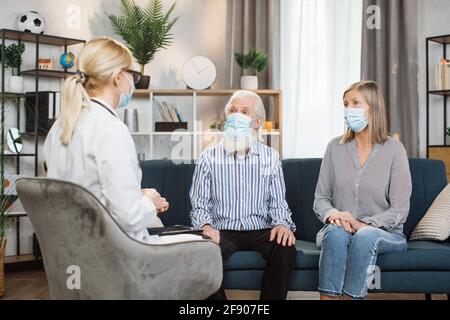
[410,184,450,241]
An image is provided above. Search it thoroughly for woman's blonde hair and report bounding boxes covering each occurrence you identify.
[340,80,390,145]
[59,37,133,145]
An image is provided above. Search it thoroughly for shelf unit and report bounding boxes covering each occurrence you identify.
[1,29,85,262]
[426,34,450,180]
[130,89,283,160]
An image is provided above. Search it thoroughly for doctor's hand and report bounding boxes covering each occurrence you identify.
[270,225,296,247]
[142,189,169,213]
[157,197,169,213]
[202,225,220,244]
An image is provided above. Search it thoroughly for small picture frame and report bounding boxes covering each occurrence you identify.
[38,58,53,70]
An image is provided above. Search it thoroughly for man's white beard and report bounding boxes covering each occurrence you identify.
[223,132,257,154]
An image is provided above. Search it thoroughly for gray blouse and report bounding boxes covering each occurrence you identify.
[314,136,412,246]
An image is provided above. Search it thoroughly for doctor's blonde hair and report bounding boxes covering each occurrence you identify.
[340,81,390,145]
[59,37,133,145]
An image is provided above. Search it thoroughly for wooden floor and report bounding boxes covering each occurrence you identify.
[1,269,448,300]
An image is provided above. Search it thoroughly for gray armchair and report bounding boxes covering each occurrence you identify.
[16,178,222,300]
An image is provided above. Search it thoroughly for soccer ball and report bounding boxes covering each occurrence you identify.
[17,11,46,34]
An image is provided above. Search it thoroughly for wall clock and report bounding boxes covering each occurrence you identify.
[182,56,217,90]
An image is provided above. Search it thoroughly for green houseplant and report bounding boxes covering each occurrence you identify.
[0,188,7,298]
[0,43,26,93]
[234,48,268,90]
[0,119,9,298]
[107,0,179,89]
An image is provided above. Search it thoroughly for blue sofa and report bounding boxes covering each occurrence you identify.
[141,159,450,296]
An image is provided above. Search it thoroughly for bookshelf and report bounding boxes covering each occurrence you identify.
[426,34,450,180]
[1,29,85,265]
[129,89,283,161]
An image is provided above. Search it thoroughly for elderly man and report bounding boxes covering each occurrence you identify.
[189,90,296,300]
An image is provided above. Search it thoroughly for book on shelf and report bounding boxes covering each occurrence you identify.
[157,100,183,122]
[157,101,170,121]
[25,91,60,134]
[168,103,180,123]
[175,109,184,122]
[435,58,450,91]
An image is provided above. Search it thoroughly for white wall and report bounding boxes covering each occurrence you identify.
[1,0,231,256]
[417,0,450,158]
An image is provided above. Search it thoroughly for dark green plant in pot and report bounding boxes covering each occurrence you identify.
[0,118,10,298]
[234,48,268,76]
[0,43,26,76]
[107,0,179,88]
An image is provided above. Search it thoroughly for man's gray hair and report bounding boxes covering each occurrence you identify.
[224,90,266,141]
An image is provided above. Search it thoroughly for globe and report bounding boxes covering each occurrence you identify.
[60,52,75,69]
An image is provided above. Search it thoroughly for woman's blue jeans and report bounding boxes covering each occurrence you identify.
[318,224,407,299]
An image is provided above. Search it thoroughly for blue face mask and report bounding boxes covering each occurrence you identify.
[224,113,253,138]
[117,73,135,109]
[344,107,368,133]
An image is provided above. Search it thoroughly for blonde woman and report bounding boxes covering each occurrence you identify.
[314,81,412,300]
[44,37,169,243]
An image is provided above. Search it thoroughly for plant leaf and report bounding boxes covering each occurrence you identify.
[233,48,268,74]
[107,0,179,68]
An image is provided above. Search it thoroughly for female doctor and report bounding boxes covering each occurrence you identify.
[44,37,169,243]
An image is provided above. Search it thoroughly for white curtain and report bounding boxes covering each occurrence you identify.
[280,0,363,158]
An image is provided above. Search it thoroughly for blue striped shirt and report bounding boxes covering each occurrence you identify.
[190,141,296,231]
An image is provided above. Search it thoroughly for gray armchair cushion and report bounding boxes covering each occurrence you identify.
[16,178,222,300]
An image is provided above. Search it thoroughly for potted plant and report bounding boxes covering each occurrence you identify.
[0,43,26,93]
[0,192,7,298]
[0,120,9,298]
[107,0,179,89]
[234,48,268,90]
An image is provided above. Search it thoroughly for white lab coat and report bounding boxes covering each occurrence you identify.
[43,98,157,243]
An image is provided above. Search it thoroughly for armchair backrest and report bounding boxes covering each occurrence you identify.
[17,178,222,300]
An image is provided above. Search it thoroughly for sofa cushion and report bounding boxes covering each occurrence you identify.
[404,159,447,238]
[377,241,450,271]
[410,183,450,242]
[224,240,450,272]
[224,241,320,271]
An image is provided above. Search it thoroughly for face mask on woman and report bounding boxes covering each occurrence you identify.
[344,107,368,133]
[117,72,135,109]
[224,113,253,139]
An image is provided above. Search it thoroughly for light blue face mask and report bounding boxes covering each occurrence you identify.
[224,113,253,139]
[117,73,135,109]
[344,107,368,133]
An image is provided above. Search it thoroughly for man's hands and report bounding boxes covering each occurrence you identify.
[270,225,296,247]
[142,188,169,213]
[202,225,220,244]
[328,211,369,234]
[201,224,296,247]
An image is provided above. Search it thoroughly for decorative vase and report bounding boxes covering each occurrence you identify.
[240,75,258,90]
[9,76,24,93]
[0,238,6,298]
[135,75,150,90]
